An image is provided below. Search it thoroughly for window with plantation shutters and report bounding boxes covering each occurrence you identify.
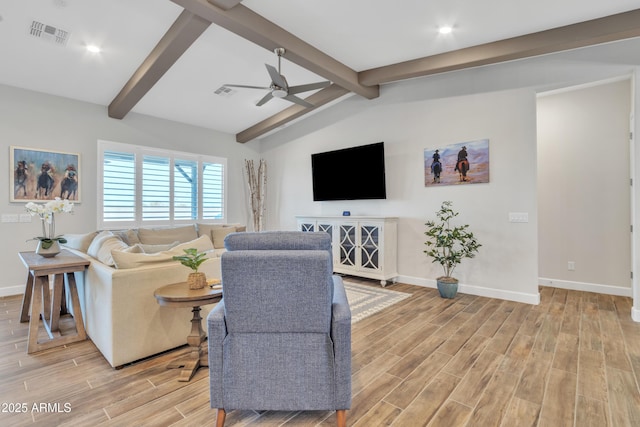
[103,150,136,222]
[143,155,170,221]
[97,140,226,229]
[174,158,198,220]
[202,161,224,219]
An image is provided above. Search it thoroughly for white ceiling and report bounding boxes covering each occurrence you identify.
[1,0,639,136]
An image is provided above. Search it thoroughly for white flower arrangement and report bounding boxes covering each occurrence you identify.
[25,197,74,248]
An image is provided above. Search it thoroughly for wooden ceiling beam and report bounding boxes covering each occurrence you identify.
[359,8,640,86]
[172,0,379,100]
[206,0,243,11]
[236,84,350,143]
[108,10,211,120]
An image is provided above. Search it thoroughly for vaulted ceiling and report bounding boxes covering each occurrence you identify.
[2,0,640,143]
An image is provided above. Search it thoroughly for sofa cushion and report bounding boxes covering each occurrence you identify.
[62,231,99,253]
[112,234,214,269]
[212,226,237,249]
[137,224,198,245]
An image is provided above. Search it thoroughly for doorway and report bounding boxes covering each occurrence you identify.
[537,77,632,296]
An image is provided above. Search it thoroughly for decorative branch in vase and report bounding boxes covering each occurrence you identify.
[245,159,266,232]
[25,197,74,257]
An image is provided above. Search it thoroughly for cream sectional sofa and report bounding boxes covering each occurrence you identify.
[62,223,244,368]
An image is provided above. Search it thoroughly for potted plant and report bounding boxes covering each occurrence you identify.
[424,200,481,298]
[25,197,74,257]
[173,248,208,290]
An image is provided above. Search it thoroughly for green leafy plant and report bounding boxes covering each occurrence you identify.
[424,200,481,278]
[172,248,208,273]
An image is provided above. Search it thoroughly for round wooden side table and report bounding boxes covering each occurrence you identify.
[154,280,222,382]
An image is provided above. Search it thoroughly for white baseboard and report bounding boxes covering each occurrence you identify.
[633,306,640,322]
[0,285,25,298]
[396,275,540,305]
[538,278,633,297]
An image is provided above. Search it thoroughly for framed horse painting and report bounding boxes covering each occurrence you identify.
[10,146,81,203]
[424,139,490,187]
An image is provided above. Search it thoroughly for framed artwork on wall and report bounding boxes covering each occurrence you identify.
[10,146,81,202]
[424,139,490,187]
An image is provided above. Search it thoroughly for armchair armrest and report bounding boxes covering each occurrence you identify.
[207,300,227,408]
[331,275,352,409]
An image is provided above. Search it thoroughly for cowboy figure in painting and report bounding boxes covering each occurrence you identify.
[14,160,29,198]
[454,146,470,182]
[431,149,442,183]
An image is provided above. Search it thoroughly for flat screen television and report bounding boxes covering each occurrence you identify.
[311,142,387,201]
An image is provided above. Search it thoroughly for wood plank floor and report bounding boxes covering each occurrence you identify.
[1,278,640,426]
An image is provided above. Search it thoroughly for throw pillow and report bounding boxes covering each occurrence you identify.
[112,235,214,269]
[111,229,141,245]
[87,230,115,259]
[87,231,129,266]
[95,237,129,266]
[138,241,179,254]
[61,231,99,253]
[171,234,215,254]
[112,250,175,269]
[196,223,222,239]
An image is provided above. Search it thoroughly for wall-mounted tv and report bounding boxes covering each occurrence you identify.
[311,142,387,201]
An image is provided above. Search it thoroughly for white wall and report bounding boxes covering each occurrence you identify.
[260,88,541,304]
[537,79,632,296]
[258,40,640,308]
[0,84,260,296]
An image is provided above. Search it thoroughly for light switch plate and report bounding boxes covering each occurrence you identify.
[508,212,529,223]
[1,214,19,223]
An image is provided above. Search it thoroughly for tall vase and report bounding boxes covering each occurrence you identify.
[36,240,61,258]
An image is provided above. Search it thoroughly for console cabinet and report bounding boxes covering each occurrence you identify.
[296,216,398,286]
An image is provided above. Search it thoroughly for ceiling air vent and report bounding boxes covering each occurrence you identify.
[214,86,236,97]
[29,21,70,45]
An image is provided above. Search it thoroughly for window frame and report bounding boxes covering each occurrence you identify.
[97,140,227,229]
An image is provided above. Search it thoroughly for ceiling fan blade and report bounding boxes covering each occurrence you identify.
[223,84,271,90]
[265,64,288,89]
[287,81,331,95]
[256,92,274,106]
[283,94,314,108]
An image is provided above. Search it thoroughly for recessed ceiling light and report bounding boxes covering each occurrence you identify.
[438,26,453,35]
[86,45,101,53]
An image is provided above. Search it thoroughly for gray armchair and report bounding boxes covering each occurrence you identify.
[208,231,351,427]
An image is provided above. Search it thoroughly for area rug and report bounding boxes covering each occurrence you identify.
[343,280,411,323]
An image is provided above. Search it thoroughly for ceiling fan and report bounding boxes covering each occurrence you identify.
[224,48,331,108]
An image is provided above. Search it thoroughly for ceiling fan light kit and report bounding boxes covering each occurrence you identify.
[224,48,331,108]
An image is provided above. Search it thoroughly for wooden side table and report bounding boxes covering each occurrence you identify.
[154,280,222,381]
[19,250,90,353]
